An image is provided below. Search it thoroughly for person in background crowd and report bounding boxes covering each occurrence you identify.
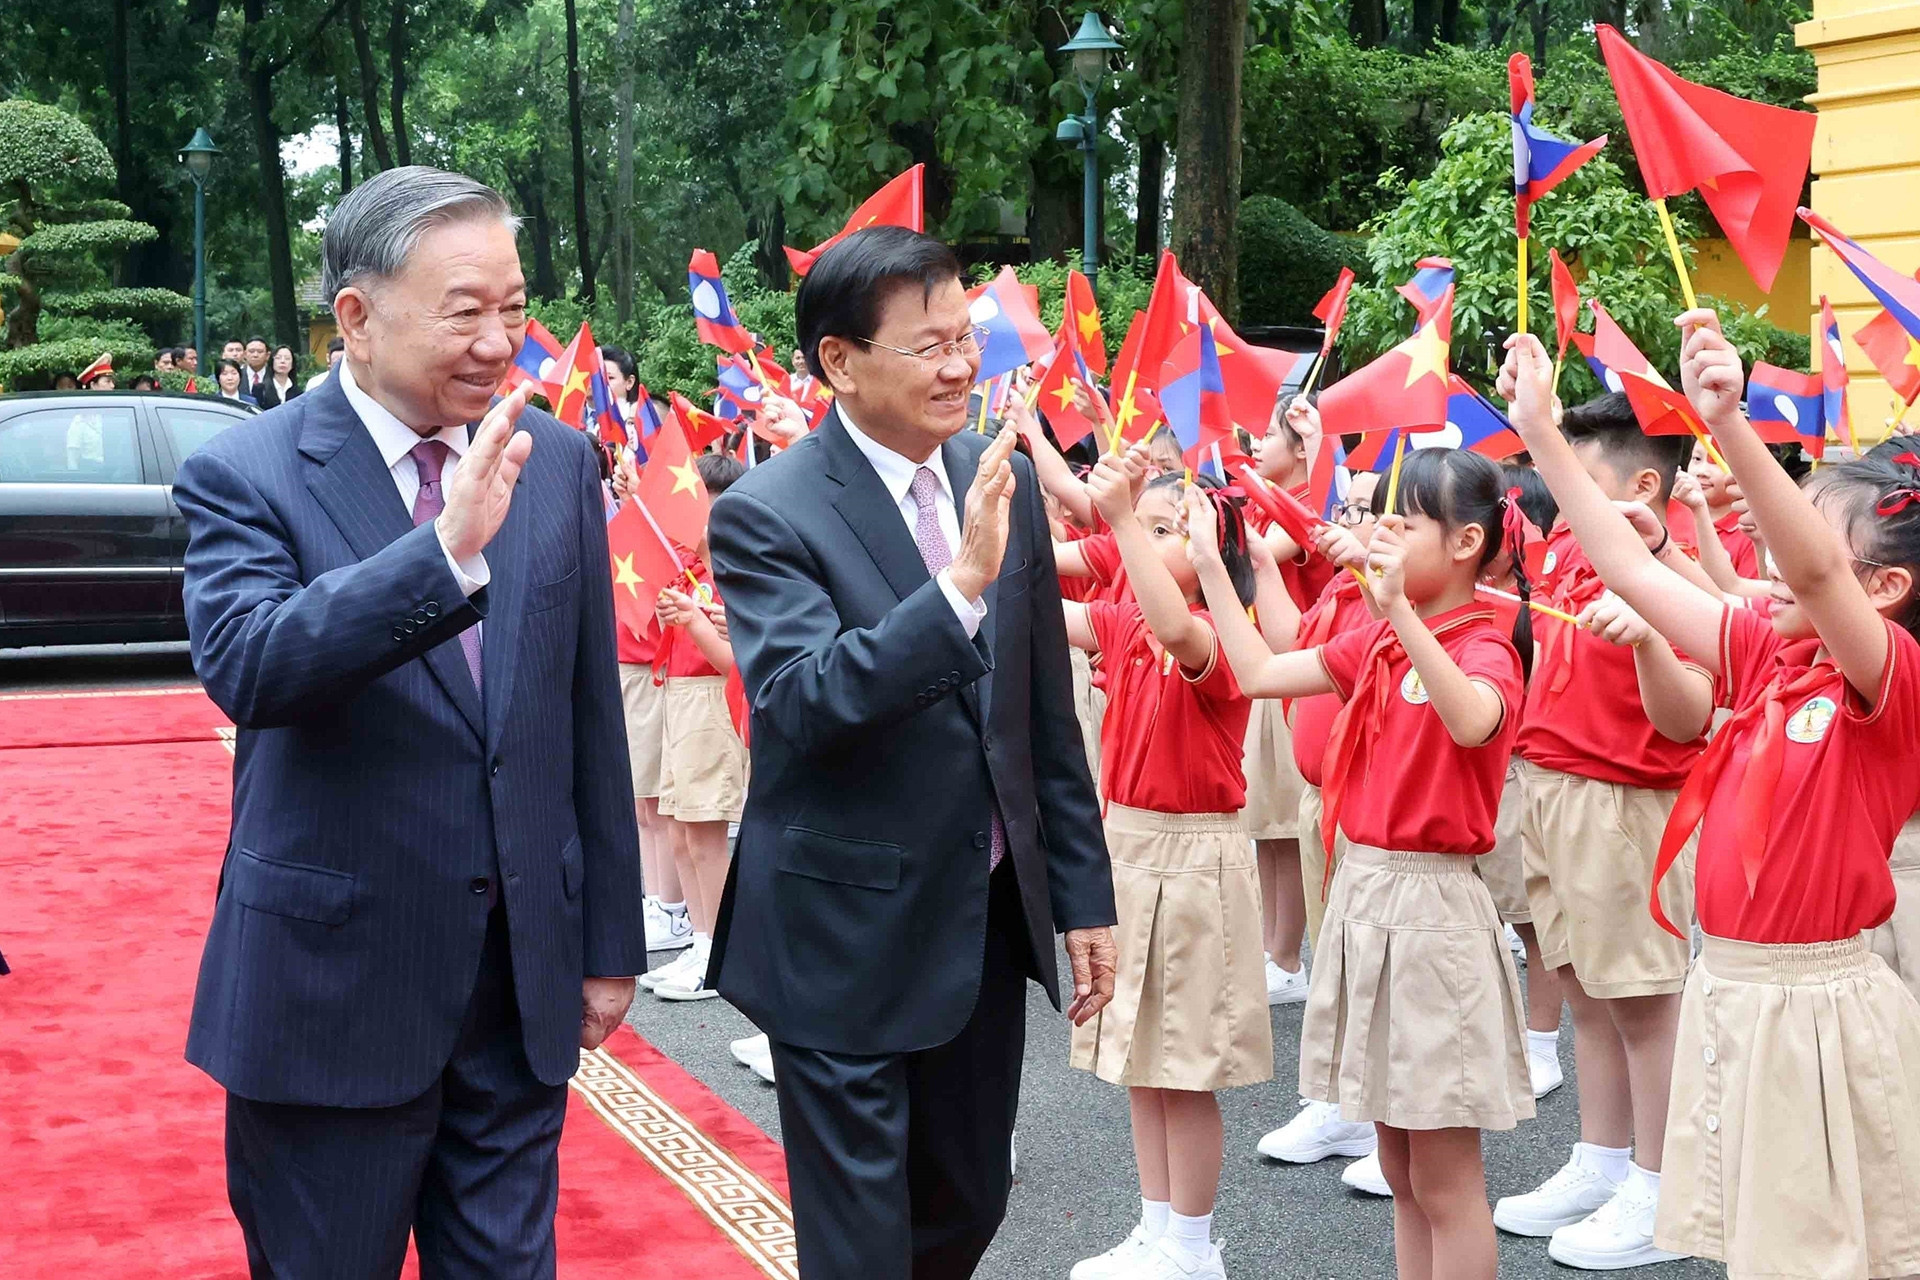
[52,372,79,391]
[220,339,245,366]
[256,345,301,409]
[155,350,177,372]
[307,336,345,392]
[180,346,199,376]
[242,338,270,400]
[77,353,115,391]
[130,374,159,391]
[214,358,257,407]
[601,344,640,447]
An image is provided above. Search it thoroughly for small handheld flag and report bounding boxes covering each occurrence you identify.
[969,266,1054,384]
[1345,376,1525,470]
[668,389,730,452]
[1819,296,1857,454]
[502,318,566,400]
[1066,269,1107,374]
[1509,54,1607,239]
[1319,286,1455,439]
[1746,362,1826,456]
[1395,259,1455,325]
[1854,307,1920,408]
[1159,327,1234,470]
[1549,249,1579,372]
[688,250,756,353]
[1802,208,1920,347]
[634,411,711,551]
[784,165,925,277]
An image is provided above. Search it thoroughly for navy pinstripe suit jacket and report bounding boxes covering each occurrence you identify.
[174,376,648,1107]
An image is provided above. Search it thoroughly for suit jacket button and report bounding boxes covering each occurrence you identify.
[469,877,490,894]
[413,609,429,624]
[392,626,406,642]
[982,733,994,751]
[424,601,441,618]
[490,759,501,777]
[923,686,938,699]
[949,670,962,682]
[972,832,988,850]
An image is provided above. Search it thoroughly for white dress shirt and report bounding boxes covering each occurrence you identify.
[838,410,987,638]
[337,360,491,600]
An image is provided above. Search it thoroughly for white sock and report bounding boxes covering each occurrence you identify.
[1527,1028,1560,1056]
[1573,1142,1632,1185]
[1140,1198,1170,1240]
[1163,1210,1213,1264]
[693,932,711,950]
[1627,1161,1660,1195]
[661,900,687,915]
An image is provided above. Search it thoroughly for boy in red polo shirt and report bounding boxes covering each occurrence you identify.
[1492,394,1717,1271]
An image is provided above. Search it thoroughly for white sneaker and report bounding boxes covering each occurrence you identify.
[1341,1150,1391,1197]
[1256,1098,1376,1163]
[1265,958,1309,1006]
[1494,1156,1621,1237]
[1547,1177,1686,1270]
[1140,1237,1226,1279]
[638,945,700,991]
[729,1033,775,1082]
[1070,1225,1159,1280]
[1529,1044,1564,1099]
[655,940,718,1001]
[646,901,694,952]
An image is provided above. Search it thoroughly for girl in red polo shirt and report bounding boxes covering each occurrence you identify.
[1502,323,1920,1280]
[1190,446,1536,1280]
[1062,459,1269,1280]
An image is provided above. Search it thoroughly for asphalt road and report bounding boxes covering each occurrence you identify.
[14,644,1720,1278]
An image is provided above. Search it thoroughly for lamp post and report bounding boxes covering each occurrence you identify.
[178,128,220,363]
[1055,12,1122,289]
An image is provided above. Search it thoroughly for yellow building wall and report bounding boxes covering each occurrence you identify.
[1798,0,1920,435]
[1692,237,1811,321]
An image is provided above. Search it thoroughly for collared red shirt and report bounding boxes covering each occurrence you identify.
[838,409,987,639]
[338,359,490,600]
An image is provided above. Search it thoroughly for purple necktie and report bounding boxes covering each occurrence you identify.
[908,467,1004,871]
[409,440,484,691]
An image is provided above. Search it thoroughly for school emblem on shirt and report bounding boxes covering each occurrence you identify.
[694,581,715,606]
[1401,669,1430,705]
[1785,695,1836,744]
[1541,550,1558,576]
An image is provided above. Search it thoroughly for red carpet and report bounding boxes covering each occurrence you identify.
[0,691,793,1277]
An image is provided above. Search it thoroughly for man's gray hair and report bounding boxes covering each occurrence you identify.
[322,166,521,303]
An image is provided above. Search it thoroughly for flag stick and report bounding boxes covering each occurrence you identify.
[631,495,698,596]
[1384,432,1409,516]
[1517,236,1530,334]
[1652,198,1698,311]
[974,380,992,434]
[1551,355,1565,399]
[1688,421,1728,472]
[1300,349,1329,399]
[1476,583,1582,625]
[1885,388,1920,444]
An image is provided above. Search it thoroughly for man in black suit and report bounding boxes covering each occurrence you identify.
[708,227,1118,1278]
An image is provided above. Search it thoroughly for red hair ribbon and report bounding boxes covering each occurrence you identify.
[1501,486,1527,548]
[1878,488,1920,517]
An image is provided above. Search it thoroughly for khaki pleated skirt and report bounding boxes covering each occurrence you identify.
[1300,843,1534,1131]
[618,663,667,800]
[1070,804,1273,1091]
[1298,784,1348,952]
[1241,698,1307,841]
[656,676,747,824]
[1069,646,1104,790]
[1866,815,1920,1003]
[1657,934,1920,1279]
[1476,758,1531,924]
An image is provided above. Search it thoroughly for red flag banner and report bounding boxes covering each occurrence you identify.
[1066,269,1107,375]
[637,411,712,551]
[1550,249,1579,364]
[784,166,925,277]
[1318,288,1455,439]
[1855,307,1920,406]
[606,500,681,642]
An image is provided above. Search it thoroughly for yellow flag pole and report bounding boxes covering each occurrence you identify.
[1885,388,1920,445]
[1300,349,1328,399]
[1517,236,1530,335]
[1384,431,1409,516]
[1652,197,1698,311]
[1476,583,1582,625]
[974,380,992,434]
[1551,355,1565,399]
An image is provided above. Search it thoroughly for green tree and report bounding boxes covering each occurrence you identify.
[0,100,189,387]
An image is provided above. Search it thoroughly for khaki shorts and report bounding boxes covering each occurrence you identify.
[1241,698,1307,841]
[1867,815,1920,1003]
[1475,758,1531,924]
[1070,647,1103,790]
[1657,935,1920,1277]
[618,663,666,800]
[1518,760,1693,998]
[1299,784,1343,951]
[656,676,747,824]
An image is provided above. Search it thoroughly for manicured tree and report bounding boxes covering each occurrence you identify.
[0,99,189,389]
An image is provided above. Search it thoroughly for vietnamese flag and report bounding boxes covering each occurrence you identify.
[550,322,601,431]
[1855,307,1920,406]
[1550,249,1580,365]
[1204,309,1313,433]
[1066,269,1107,374]
[1035,327,1098,443]
[606,499,683,642]
[1112,252,1195,409]
[668,390,730,453]
[1108,310,1164,447]
[1318,287,1455,439]
[1236,464,1323,549]
[635,411,711,552]
[1620,371,1710,440]
[1597,24,1814,292]
[784,165,925,277]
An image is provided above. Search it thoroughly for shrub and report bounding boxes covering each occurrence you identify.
[1237,197,1371,328]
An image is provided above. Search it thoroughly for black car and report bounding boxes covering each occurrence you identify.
[0,390,256,648]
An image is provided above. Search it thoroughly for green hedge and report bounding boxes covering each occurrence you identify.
[1237,197,1371,328]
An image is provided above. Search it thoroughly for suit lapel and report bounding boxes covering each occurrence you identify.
[480,427,532,751]
[299,379,485,742]
[821,411,935,605]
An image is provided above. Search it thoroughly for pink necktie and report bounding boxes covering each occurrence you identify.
[909,467,1004,871]
[409,440,483,691]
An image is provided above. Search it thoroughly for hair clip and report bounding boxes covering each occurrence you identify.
[1877,487,1920,517]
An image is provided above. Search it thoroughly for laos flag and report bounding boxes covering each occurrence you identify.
[689,249,755,353]
[969,266,1053,383]
[1747,362,1827,457]
[1159,326,1234,469]
[1510,53,1606,237]
[503,317,565,399]
[1396,258,1457,325]
[1346,376,1524,471]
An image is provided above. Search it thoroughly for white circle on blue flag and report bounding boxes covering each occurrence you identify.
[692,280,723,320]
[538,356,557,381]
[1604,369,1623,394]
[1424,423,1464,449]
[1773,394,1800,428]
[1827,333,1846,361]
[969,294,1001,325]
[745,385,763,403]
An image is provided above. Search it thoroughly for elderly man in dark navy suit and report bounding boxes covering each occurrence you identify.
[708,227,1119,1278]
[173,166,648,1278]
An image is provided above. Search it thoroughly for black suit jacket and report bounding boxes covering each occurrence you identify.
[707,409,1115,1055]
[255,376,301,410]
[173,376,648,1106]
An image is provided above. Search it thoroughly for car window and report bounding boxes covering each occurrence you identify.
[0,406,143,484]
[156,404,243,462]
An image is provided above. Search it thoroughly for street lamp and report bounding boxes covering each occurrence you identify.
[1055,12,1122,289]
[178,128,220,363]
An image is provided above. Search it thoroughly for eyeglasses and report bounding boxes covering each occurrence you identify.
[1331,500,1373,527]
[857,326,989,366]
